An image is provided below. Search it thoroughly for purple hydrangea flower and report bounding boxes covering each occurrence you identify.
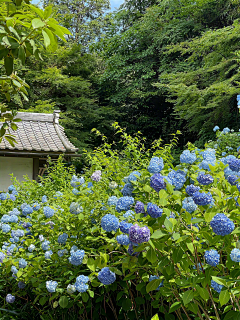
[211,280,223,293]
[129,224,150,244]
[46,280,58,293]
[147,203,163,218]
[204,250,220,267]
[6,294,15,303]
[116,234,130,245]
[91,170,101,182]
[185,185,200,196]
[210,213,234,236]
[135,201,145,214]
[101,214,119,232]
[98,267,116,285]
[192,191,213,206]
[197,173,214,185]
[148,157,164,174]
[150,173,166,193]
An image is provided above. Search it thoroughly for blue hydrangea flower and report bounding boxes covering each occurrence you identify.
[197,173,214,185]
[69,250,85,266]
[121,183,134,196]
[167,170,186,190]
[150,173,166,193]
[11,266,18,274]
[58,233,68,244]
[148,157,164,173]
[71,175,85,188]
[223,127,230,134]
[39,235,44,242]
[116,197,134,212]
[127,171,141,182]
[41,240,50,251]
[53,191,63,199]
[22,205,33,216]
[101,214,119,232]
[58,249,68,257]
[28,244,35,252]
[116,234,130,245]
[108,196,118,206]
[135,201,145,214]
[12,229,24,237]
[201,148,216,161]
[180,150,196,164]
[237,146,240,152]
[6,294,15,303]
[228,158,240,172]
[123,210,135,220]
[199,160,216,171]
[182,197,197,213]
[210,213,234,236]
[230,248,240,262]
[19,258,27,269]
[8,185,16,192]
[192,191,213,206]
[185,185,200,196]
[213,126,220,132]
[69,202,83,215]
[147,203,163,218]
[2,224,11,233]
[98,267,116,285]
[211,280,223,293]
[227,175,238,185]
[222,152,227,156]
[9,208,20,216]
[45,250,53,259]
[204,250,220,266]
[149,275,164,290]
[0,252,5,263]
[42,195,48,203]
[9,215,18,223]
[46,280,58,293]
[43,206,55,218]
[32,202,40,211]
[75,275,89,284]
[119,221,133,234]
[18,281,26,289]
[67,284,76,294]
[72,188,80,195]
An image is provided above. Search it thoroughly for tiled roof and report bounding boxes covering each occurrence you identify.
[0,111,78,153]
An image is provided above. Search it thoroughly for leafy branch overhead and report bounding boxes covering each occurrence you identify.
[0,0,71,144]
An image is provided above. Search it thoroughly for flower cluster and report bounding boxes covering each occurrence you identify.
[46,280,58,293]
[210,214,235,236]
[75,275,89,293]
[167,170,186,190]
[148,157,164,173]
[197,173,214,185]
[192,191,213,206]
[211,280,223,293]
[150,173,166,192]
[91,170,102,182]
[101,214,119,232]
[204,250,220,267]
[129,224,150,244]
[69,249,85,266]
[147,203,163,218]
[116,196,134,212]
[180,150,196,164]
[116,234,130,245]
[98,267,116,285]
[182,197,197,213]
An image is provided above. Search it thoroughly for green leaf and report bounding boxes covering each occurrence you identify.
[59,296,68,308]
[4,55,13,75]
[224,311,240,320]
[44,6,52,19]
[18,46,26,65]
[151,230,167,239]
[146,279,161,293]
[146,247,157,263]
[32,18,45,29]
[53,301,58,308]
[204,210,216,222]
[42,30,51,48]
[212,276,227,287]
[169,301,182,313]
[28,5,45,19]
[151,314,160,320]
[164,218,173,232]
[219,290,230,306]
[182,290,194,306]
[81,292,88,302]
[196,286,209,300]
[172,247,184,263]
[39,296,48,306]
[143,185,151,193]
[44,28,58,52]
[87,258,96,271]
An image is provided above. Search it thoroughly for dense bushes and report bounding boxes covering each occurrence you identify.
[1,125,240,319]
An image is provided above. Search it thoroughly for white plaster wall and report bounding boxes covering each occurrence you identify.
[0,157,33,191]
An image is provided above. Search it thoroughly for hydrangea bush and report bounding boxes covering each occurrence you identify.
[1,124,240,319]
